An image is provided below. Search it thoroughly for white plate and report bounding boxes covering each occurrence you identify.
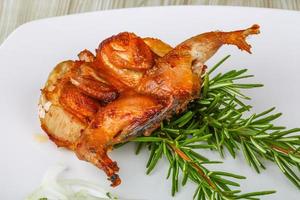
[0,6,300,200]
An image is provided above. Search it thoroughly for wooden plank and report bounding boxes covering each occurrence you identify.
[0,0,299,44]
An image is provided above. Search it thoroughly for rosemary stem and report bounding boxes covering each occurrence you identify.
[169,143,217,190]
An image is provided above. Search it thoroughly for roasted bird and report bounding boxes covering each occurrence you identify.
[39,25,260,187]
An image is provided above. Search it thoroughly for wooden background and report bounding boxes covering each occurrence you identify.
[0,0,300,44]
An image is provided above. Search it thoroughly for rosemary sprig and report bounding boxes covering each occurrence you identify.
[188,55,300,189]
[127,55,299,198]
[132,130,275,199]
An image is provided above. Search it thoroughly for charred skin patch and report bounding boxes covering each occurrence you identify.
[59,83,100,123]
[71,76,119,105]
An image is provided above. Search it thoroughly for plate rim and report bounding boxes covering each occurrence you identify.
[1,5,300,51]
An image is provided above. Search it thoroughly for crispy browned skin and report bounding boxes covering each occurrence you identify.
[143,37,173,57]
[39,25,260,186]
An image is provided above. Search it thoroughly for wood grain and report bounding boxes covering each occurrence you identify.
[0,0,299,44]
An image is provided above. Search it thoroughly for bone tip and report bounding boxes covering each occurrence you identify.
[250,24,260,34]
[109,174,121,187]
